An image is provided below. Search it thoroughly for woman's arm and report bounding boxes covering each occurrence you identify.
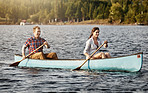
[104,40,108,48]
[83,40,91,59]
[84,53,90,59]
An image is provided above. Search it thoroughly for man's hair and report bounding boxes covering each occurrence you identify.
[33,26,40,33]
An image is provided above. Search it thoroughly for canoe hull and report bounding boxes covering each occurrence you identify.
[15,53,143,72]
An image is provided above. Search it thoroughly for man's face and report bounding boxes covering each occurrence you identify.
[33,28,41,38]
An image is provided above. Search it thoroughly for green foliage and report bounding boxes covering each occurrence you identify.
[0,0,147,24]
[124,7,136,23]
[109,2,123,21]
[30,13,39,23]
[81,2,89,21]
[135,14,145,23]
[75,1,82,21]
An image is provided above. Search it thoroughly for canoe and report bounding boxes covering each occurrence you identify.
[15,52,143,72]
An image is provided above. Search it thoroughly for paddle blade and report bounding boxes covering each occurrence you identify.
[9,61,21,67]
[72,66,81,71]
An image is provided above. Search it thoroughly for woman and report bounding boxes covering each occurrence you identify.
[83,27,111,59]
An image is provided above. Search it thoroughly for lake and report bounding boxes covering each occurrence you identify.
[0,25,148,92]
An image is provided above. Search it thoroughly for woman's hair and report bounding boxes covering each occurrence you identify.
[89,27,99,39]
[33,26,40,33]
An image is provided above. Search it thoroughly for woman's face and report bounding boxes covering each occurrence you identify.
[93,30,99,38]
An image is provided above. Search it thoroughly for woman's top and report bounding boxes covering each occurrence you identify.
[83,37,103,55]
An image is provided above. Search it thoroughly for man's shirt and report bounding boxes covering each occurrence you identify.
[24,36,46,53]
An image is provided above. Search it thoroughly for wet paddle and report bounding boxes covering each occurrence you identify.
[10,43,45,67]
[73,41,106,71]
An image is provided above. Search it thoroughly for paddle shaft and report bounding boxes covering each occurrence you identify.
[73,42,105,70]
[10,43,45,66]
[24,43,45,58]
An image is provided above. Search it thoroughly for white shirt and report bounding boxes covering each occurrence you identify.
[83,37,103,55]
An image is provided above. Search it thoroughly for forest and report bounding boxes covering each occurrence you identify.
[0,0,147,25]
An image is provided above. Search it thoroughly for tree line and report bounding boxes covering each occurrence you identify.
[0,0,147,25]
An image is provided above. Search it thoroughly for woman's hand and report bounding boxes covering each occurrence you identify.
[84,53,90,59]
[104,40,108,48]
[86,55,90,59]
[104,40,108,44]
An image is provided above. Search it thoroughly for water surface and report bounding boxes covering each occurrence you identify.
[0,25,148,92]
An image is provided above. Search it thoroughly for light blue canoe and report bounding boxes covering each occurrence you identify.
[15,52,143,72]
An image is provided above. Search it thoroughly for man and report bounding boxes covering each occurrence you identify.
[22,26,58,60]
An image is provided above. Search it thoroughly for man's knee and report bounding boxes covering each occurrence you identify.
[45,52,58,59]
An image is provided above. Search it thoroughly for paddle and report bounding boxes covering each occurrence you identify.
[73,41,107,71]
[10,43,45,67]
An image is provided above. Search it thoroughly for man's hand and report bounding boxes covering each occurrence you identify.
[22,55,26,60]
[44,41,50,48]
[43,41,48,45]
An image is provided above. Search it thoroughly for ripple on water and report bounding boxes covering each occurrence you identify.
[0,25,148,92]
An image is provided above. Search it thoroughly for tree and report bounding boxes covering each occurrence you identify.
[75,1,82,22]
[0,0,147,24]
[124,6,135,24]
[81,2,89,21]
[109,2,123,21]
[30,13,39,23]
[57,0,67,21]
[65,2,75,22]
[88,3,94,20]
[96,4,106,19]
[135,14,145,23]
[92,7,98,19]
[49,9,55,22]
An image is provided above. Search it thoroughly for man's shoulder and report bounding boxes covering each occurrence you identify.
[40,37,46,41]
[28,37,34,40]
[26,37,46,41]
[25,37,33,41]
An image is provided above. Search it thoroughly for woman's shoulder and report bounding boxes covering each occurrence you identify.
[97,38,103,41]
[86,37,93,43]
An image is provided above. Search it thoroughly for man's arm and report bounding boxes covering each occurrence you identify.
[44,41,50,48]
[22,45,27,59]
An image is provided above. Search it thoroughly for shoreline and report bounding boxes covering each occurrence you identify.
[0,19,147,26]
[61,19,147,26]
[0,23,146,26]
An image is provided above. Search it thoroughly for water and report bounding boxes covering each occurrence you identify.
[0,25,148,92]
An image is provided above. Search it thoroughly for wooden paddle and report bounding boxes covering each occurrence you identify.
[73,41,106,71]
[10,43,45,67]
